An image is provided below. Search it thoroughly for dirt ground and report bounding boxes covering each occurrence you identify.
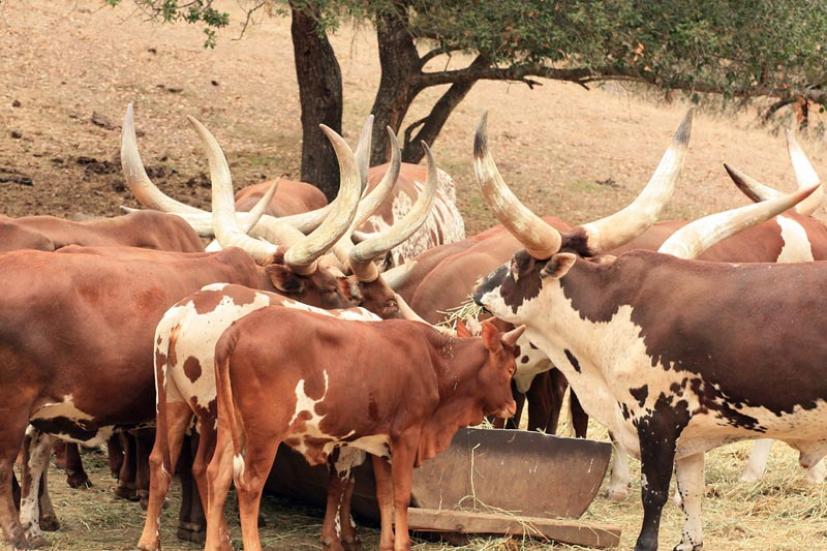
[2,1,827,550]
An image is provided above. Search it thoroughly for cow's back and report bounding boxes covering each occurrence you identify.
[234,180,328,216]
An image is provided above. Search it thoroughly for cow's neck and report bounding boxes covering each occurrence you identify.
[417,328,490,463]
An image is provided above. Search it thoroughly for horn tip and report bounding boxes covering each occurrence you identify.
[674,109,693,144]
[474,113,489,160]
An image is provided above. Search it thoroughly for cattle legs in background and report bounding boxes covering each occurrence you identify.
[18,429,55,547]
[177,434,207,544]
[53,443,92,489]
[107,435,124,479]
[741,439,826,484]
[321,449,362,551]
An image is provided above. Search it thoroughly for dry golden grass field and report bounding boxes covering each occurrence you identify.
[2,1,827,550]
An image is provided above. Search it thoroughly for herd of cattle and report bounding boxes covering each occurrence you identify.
[0,104,825,551]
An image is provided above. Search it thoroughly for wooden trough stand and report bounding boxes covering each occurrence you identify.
[266,428,621,549]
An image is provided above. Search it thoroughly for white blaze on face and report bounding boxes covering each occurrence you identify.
[776,215,814,263]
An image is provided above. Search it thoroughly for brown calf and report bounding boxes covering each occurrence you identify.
[206,309,523,551]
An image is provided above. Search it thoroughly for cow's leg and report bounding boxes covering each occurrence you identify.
[805,459,826,484]
[389,434,418,551]
[134,428,155,510]
[204,432,234,551]
[674,453,704,551]
[740,439,772,483]
[177,432,206,543]
[634,417,683,551]
[321,461,348,551]
[235,437,280,551]
[371,455,394,551]
[526,370,557,432]
[187,427,214,544]
[115,433,137,501]
[107,435,124,479]
[1,451,30,549]
[569,389,588,439]
[19,429,54,547]
[136,405,191,551]
[337,470,360,551]
[607,434,631,501]
[36,465,58,532]
[61,444,91,489]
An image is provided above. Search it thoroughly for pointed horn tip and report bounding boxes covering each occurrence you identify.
[674,109,694,144]
[473,113,489,160]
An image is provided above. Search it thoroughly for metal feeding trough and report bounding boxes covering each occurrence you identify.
[265,428,620,549]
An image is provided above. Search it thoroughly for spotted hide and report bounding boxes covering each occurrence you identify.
[475,250,827,551]
[205,308,522,551]
[137,284,381,551]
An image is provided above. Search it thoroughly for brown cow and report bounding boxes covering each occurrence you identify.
[0,119,367,550]
[205,308,523,551]
[134,143,441,551]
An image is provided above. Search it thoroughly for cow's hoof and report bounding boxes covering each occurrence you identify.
[39,515,60,532]
[343,536,362,551]
[135,539,160,551]
[606,485,629,501]
[25,533,48,549]
[137,491,149,511]
[321,537,346,551]
[115,486,138,501]
[67,473,93,489]
[176,523,206,544]
[673,544,703,551]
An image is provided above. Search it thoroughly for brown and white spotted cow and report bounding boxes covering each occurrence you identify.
[123,105,465,265]
[205,307,523,551]
[388,117,827,499]
[472,114,822,551]
[135,143,441,551]
[0,119,369,551]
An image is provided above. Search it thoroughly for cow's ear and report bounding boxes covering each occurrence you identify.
[266,264,305,294]
[455,320,473,338]
[481,320,503,352]
[541,253,576,279]
[501,325,526,349]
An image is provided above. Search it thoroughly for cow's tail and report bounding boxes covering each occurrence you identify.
[214,326,246,486]
[153,325,173,479]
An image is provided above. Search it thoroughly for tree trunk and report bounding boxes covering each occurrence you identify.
[290,2,343,201]
[369,5,423,165]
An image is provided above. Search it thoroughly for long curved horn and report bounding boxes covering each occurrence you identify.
[786,130,822,215]
[474,112,562,259]
[354,115,374,189]
[187,116,287,264]
[121,103,202,214]
[723,164,780,203]
[122,105,334,235]
[658,185,818,259]
[204,182,279,252]
[349,142,437,282]
[332,128,402,266]
[581,109,693,252]
[282,125,364,271]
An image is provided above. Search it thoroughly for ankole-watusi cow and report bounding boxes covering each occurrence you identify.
[135,143,439,551]
[0,117,378,551]
[471,114,822,551]
[122,105,465,266]
[204,306,522,551]
[386,115,827,496]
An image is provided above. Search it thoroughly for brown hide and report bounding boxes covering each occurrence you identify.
[234,179,327,216]
[0,211,204,253]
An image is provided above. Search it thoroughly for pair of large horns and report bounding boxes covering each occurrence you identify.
[474,110,693,259]
[724,130,822,216]
[188,117,363,272]
[348,142,439,282]
[121,104,364,237]
[659,185,819,259]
